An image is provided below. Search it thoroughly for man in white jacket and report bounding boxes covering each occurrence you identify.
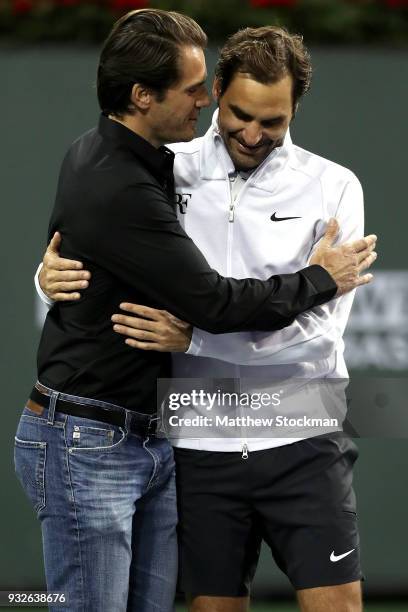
[37,26,371,612]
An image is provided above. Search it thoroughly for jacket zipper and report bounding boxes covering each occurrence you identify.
[229,202,235,222]
[226,180,235,274]
[227,174,253,460]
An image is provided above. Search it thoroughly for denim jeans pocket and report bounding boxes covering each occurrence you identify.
[14,437,47,513]
[65,416,127,453]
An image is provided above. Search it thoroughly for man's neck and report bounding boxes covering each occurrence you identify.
[108,114,162,149]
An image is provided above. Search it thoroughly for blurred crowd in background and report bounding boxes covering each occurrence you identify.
[2,0,408,44]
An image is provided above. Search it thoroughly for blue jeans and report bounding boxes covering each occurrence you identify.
[14,386,178,612]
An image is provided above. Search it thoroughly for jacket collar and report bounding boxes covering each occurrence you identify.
[199,109,293,187]
[98,113,175,185]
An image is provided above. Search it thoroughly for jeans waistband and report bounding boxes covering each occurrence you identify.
[33,381,158,434]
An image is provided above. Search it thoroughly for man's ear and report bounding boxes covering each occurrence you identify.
[130,83,154,111]
[212,77,222,103]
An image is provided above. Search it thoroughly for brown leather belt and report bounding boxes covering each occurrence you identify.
[26,398,44,415]
[27,385,158,436]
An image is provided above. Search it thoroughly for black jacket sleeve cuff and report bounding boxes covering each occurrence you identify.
[300,264,338,306]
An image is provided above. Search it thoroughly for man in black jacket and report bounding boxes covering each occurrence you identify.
[17,9,376,612]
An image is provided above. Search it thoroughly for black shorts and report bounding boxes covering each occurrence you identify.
[174,433,362,597]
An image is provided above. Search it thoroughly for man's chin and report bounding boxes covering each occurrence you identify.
[225,145,263,171]
[229,152,260,172]
[165,129,196,144]
[178,125,198,142]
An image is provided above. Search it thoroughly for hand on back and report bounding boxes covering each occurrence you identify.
[39,232,91,301]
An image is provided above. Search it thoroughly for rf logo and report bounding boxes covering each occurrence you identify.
[174,193,192,214]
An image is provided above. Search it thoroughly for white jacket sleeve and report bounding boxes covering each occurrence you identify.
[186,177,364,365]
[34,262,54,307]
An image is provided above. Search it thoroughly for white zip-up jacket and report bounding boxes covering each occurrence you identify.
[36,111,364,453]
[168,111,364,452]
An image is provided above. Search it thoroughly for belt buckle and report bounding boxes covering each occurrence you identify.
[128,413,157,437]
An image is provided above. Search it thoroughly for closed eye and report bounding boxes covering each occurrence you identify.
[230,104,252,122]
[185,79,207,95]
[261,118,284,128]
[229,104,285,127]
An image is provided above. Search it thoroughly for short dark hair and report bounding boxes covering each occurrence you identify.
[215,26,312,110]
[97,9,207,116]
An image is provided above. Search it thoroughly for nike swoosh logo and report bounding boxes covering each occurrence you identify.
[330,549,355,562]
[270,212,302,222]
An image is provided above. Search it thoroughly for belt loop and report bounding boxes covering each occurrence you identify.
[47,391,59,425]
[124,409,131,432]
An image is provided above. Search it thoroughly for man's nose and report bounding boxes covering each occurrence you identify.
[241,124,263,147]
[196,88,211,108]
